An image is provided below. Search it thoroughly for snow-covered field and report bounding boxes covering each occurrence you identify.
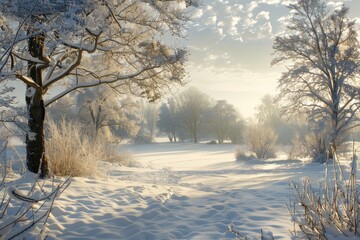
[3,142,336,239]
[41,142,330,240]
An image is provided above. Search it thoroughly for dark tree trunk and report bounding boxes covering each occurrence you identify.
[172,131,177,143]
[26,33,49,178]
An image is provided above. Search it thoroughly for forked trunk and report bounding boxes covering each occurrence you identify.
[26,33,49,178]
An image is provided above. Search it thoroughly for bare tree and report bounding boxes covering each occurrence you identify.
[77,85,140,142]
[176,87,210,143]
[0,0,195,176]
[46,94,76,123]
[157,98,179,142]
[136,101,159,143]
[144,103,159,140]
[256,95,280,126]
[256,94,294,144]
[273,0,360,158]
[206,100,238,143]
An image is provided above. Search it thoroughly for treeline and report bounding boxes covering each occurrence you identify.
[4,84,359,161]
[157,87,244,144]
[45,85,297,146]
[46,86,245,144]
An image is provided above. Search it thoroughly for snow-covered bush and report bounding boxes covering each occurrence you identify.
[234,146,255,161]
[105,148,135,167]
[133,132,154,144]
[46,119,112,177]
[245,123,278,159]
[289,122,350,162]
[289,152,360,239]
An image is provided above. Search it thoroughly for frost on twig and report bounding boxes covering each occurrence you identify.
[227,224,275,240]
[0,171,71,239]
[289,150,360,239]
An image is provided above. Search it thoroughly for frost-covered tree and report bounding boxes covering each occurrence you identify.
[256,94,294,144]
[0,0,195,176]
[0,86,27,132]
[46,94,76,122]
[144,102,159,140]
[256,95,280,126]
[273,0,360,159]
[206,100,238,143]
[176,87,210,143]
[77,85,139,141]
[157,97,179,142]
[136,101,158,143]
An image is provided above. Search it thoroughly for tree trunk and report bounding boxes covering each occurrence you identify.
[26,33,49,178]
[173,131,177,142]
[193,133,198,143]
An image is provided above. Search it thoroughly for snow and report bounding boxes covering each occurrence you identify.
[3,142,333,239]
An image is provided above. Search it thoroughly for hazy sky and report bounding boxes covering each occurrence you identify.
[185,0,360,118]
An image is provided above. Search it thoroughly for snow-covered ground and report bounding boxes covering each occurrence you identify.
[44,142,331,240]
[3,142,338,239]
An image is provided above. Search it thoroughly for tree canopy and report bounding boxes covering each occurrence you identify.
[0,0,196,176]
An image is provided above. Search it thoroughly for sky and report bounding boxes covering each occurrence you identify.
[184,0,360,118]
[6,0,360,119]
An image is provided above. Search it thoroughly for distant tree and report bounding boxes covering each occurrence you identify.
[273,0,360,159]
[0,0,195,176]
[176,87,210,143]
[206,100,238,143]
[0,86,27,134]
[46,94,76,123]
[256,95,280,126]
[256,94,294,144]
[135,101,159,143]
[157,98,179,142]
[228,120,245,144]
[77,85,140,142]
[145,103,159,140]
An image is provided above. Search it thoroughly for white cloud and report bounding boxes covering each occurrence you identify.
[256,11,270,21]
[192,8,204,19]
[189,0,317,41]
[281,0,297,5]
[327,1,345,10]
[221,16,241,36]
[258,22,273,38]
[208,54,218,60]
[247,1,258,12]
[205,16,217,25]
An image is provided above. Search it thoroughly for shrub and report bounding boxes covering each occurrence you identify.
[228,225,275,240]
[286,133,308,160]
[245,123,278,159]
[289,151,360,239]
[234,146,255,161]
[105,148,135,167]
[290,126,350,163]
[133,132,153,144]
[46,119,111,177]
[207,140,217,144]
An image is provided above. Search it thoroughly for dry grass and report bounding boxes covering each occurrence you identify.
[289,151,360,239]
[46,119,110,177]
[105,148,135,167]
